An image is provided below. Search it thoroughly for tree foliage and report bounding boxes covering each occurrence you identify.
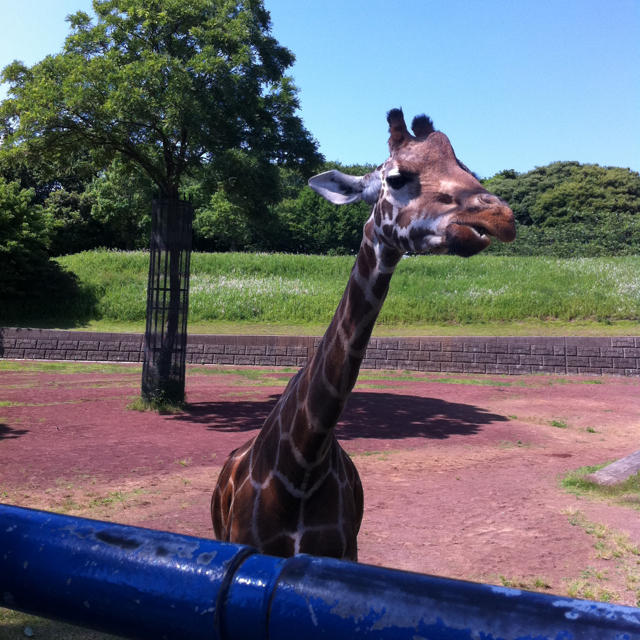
[0,177,87,320]
[2,7,639,262]
[0,0,321,198]
[483,162,640,256]
[275,185,370,255]
[0,179,47,298]
[484,162,640,227]
[84,160,154,250]
[3,157,640,260]
[0,0,325,315]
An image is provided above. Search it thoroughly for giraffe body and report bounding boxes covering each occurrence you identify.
[211,109,515,560]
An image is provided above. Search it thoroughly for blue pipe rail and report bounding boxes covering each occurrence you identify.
[1,504,639,640]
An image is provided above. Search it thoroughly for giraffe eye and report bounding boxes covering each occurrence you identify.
[386,171,413,190]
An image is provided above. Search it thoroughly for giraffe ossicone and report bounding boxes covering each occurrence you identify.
[211,108,515,560]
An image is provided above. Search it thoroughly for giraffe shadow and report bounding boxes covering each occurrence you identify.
[174,391,506,440]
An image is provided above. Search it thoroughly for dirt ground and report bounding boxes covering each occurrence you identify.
[1,360,639,621]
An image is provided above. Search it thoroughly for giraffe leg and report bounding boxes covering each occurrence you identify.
[211,439,254,541]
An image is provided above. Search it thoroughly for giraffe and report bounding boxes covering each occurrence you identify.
[211,108,515,560]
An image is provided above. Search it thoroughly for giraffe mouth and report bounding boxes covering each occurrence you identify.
[445,206,516,257]
[445,223,492,257]
[445,209,516,257]
[468,224,490,239]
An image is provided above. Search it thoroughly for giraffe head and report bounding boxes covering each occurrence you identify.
[309,108,516,257]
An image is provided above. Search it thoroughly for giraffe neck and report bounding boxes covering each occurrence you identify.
[301,217,402,435]
[250,213,400,493]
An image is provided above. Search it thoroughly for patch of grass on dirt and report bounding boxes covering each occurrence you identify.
[0,608,126,640]
[535,377,603,386]
[127,396,184,414]
[189,365,294,386]
[358,372,610,389]
[569,514,638,560]
[498,440,529,449]
[356,371,522,387]
[87,490,142,509]
[350,449,402,461]
[565,568,618,603]
[550,419,569,429]
[356,370,423,384]
[563,509,640,604]
[41,487,150,517]
[6,400,89,408]
[55,496,84,513]
[426,376,514,387]
[0,361,141,375]
[498,575,552,591]
[1,399,83,408]
[561,465,640,510]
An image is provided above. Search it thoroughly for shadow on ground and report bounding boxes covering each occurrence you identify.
[0,423,29,440]
[173,391,507,440]
[338,392,506,440]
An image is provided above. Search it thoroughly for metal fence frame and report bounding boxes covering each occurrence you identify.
[2,504,639,640]
[141,198,193,403]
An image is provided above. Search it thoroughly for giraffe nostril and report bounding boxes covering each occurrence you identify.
[477,193,502,206]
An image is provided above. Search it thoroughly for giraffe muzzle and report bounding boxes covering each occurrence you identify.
[446,205,516,257]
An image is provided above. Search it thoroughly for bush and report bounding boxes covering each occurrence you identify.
[193,191,252,252]
[0,178,49,298]
[0,177,94,324]
[484,162,640,257]
[274,189,370,254]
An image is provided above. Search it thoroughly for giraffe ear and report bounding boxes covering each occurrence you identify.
[308,170,381,205]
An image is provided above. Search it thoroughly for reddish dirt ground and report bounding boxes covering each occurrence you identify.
[1,361,639,608]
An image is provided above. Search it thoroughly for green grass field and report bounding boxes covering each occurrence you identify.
[8,250,640,335]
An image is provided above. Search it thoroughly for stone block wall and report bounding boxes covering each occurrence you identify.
[1,328,639,377]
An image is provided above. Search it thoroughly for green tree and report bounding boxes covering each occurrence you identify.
[0,0,320,198]
[484,162,640,228]
[272,162,375,254]
[0,178,47,300]
[85,161,154,250]
[41,188,99,256]
[193,190,252,251]
[275,188,370,254]
[0,178,89,323]
[1,0,321,401]
[484,162,640,256]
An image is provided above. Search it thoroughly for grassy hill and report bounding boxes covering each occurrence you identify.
[5,250,632,336]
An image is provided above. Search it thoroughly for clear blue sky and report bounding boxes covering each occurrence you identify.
[1,0,638,177]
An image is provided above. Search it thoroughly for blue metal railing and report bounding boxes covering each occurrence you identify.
[1,503,639,639]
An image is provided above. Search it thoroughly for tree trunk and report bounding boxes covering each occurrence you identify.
[141,198,193,404]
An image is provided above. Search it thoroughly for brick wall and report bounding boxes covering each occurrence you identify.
[1,328,639,376]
